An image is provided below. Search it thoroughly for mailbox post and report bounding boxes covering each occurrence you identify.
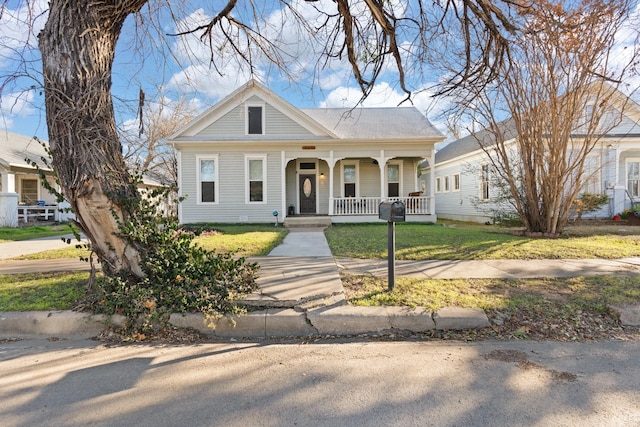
[378,201,405,291]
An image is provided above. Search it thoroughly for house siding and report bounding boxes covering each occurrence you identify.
[434,157,491,222]
[197,96,313,138]
[359,161,379,196]
[180,148,283,223]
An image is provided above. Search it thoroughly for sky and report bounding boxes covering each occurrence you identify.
[0,0,639,144]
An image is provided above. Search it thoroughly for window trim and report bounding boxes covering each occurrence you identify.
[626,158,640,199]
[246,103,265,135]
[435,176,442,194]
[197,155,219,205]
[452,173,461,192]
[340,161,360,198]
[245,154,267,204]
[479,164,490,201]
[443,175,450,192]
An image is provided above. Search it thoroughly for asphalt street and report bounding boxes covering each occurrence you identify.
[1,336,640,426]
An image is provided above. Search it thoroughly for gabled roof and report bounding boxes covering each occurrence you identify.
[0,131,50,171]
[435,120,517,164]
[302,107,442,140]
[170,79,338,139]
[170,79,444,142]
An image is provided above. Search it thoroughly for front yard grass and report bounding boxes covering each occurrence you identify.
[0,272,89,311]
[342,274,640,311]
[0,224,73,243]
[325,222,640,260]
[2,221,639,341]
[9,223,288,260]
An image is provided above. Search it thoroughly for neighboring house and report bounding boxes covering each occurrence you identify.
[169,80,443,225]
[0,131,74,227]
[0,131,170,227]
[428,90,640,223]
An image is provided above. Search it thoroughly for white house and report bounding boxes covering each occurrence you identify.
[430,89,640,223]
[169,80,444,225]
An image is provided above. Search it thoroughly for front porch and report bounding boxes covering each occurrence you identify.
[283,155,436,223]
[283,195,435,226]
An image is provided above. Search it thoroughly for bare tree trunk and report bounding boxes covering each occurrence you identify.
[39,0,148,277]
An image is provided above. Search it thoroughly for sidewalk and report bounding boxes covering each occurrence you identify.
[1,228,639,338]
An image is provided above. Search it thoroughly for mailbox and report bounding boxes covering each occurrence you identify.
[379,201,405,222]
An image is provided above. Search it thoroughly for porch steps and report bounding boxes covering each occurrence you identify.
[283,216,332,228]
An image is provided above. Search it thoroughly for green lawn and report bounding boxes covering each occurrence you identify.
[0,272,89,311]
[343,274,640,311]
[325,222,640,260]
[191,224,287,256]
[10,224,288,260]
[3,221,640,318]
[0,224,73,243]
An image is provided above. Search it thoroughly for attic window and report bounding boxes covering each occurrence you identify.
[247,105,264,135]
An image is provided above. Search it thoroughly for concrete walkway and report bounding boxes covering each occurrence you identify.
[1,228,640,337]
[0,234,81,260]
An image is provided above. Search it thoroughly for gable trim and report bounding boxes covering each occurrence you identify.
[170,80,339,139]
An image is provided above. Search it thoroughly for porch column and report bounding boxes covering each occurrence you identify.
[0,170,18,227]
[1,170,16,193]
[323,151,338,216]
[429,148,436,216]
[281,151,287,217]
[374,150,392,199]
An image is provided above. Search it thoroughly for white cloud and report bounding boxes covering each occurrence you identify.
[167,62,256,100]
[0,0,48,66]
[319,81,433,109]
[0,89,36,118]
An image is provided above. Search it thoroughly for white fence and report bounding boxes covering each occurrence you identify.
[332,197,431,216]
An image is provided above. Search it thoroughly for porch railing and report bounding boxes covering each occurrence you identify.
[332,196,432,216]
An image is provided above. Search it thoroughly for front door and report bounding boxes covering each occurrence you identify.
[299,174,316,214]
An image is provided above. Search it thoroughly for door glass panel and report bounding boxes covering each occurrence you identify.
[303,178,312,197]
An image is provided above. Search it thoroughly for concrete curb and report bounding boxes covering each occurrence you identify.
[0,306,491,338]
[6,304,639,338]
[0,311,125,335]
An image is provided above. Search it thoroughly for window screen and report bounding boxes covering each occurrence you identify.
[248,106,263,134]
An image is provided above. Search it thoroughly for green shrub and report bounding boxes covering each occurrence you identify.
[89,187,259,333]
[571,193,609,220]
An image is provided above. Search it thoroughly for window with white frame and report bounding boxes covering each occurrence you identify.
[480,164,490,201]
[342,162,358,197]
[453,173,461,191]
[435,176,442,193]
[444,175,450,192]
[198,156,218,204]
[246,155,266,203]
[627,159,640,198]
[387,162,401,197]
[246,104,264,135]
